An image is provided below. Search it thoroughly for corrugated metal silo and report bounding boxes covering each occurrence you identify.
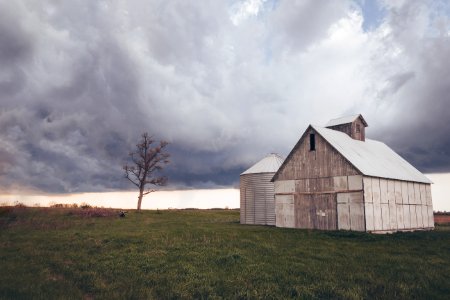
[240,154,284,225]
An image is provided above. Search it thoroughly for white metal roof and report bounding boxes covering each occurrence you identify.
[312,125,432,184]
[241,153,284,175]
[325,114,366,127]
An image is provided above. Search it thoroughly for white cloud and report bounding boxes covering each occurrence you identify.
[230,0,266,25]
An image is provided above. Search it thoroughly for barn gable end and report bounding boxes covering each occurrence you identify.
[272,126,365,231]
[273,126,360,182]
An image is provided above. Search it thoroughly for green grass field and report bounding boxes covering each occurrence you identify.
[1,206,449,299]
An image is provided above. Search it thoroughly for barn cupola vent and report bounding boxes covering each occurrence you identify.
[325,114,368,141]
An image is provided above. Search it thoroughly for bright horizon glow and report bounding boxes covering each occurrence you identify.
[426,173,450,212]
[0,189,240,210]
[0,173,448,211]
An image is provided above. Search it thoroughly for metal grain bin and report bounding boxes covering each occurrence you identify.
[240,154,284,225]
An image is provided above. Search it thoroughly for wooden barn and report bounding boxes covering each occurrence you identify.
[272,114,434,233]
[240,154,284,225]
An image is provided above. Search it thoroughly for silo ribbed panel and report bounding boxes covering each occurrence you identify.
[240,172,276,225]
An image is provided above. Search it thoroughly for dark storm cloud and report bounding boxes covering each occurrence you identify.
[361,1,450,173]
[0,0,449,194]
[0,1,149,192]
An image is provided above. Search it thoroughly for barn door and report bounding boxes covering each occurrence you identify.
[295,194,337,230]
[337,192,365,231]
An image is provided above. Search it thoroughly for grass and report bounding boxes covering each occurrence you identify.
[1,206,449,299]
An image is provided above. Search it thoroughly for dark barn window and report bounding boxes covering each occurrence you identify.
[310,133,316,151]
[356,124,361,133]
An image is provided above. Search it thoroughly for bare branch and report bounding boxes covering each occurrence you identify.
[123,133,170,210]
[143,189,155,195]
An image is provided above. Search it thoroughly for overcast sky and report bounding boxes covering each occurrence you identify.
[1,0,449,193]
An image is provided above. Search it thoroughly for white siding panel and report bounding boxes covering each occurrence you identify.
[421,205,429,228]
[337,203,350,230]
[395,181,403,204]
[408,182,415,205]
[274,180,295,194]
[372,178,381,205]
[348,175,363,190]
[387,180,396,204]
[396,204,404,229]
[365,203,374,231]
[350,202,365,231]
[275,195,294,228]
[349,192,363,204]
[410,205,418,228]
[363,177,373,203]
[416,205,423,228]
[373,203,383,230]
[334,176,348,191]
[337,193,349,204]
[389,202,397,230]
[414,183,421,205]
[403,205,411,228]
[401,182,409,204]
[381,203,390,230]
[420,184,426,205]
[380,179,388,204]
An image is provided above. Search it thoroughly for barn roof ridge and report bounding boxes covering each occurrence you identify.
[325,114,368,127]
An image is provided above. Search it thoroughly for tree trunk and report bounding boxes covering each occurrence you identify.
[137,189,144,210]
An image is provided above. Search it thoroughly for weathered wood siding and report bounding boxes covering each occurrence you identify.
[363,176,434,232]
[295,194,337,230]
[326,118,366,141]
[327,123,352,137]
[240,172,276,226]
[337,191,365,231]
[275,129,359,181]
[274,129,365,231]
[275,195,295,228]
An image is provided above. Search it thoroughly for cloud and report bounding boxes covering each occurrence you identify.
[0,0,449,193]
[356,0,450,172]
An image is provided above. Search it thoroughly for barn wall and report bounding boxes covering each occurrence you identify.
[295,193,337,230]
[275,195,295,228]
[240,173,276,225]
[327,123,352,137]
[363,176,434,232]
[326,118,366,141]
[274,130,366,231]
[275,129,359,181]
[337,191,365,231]
[275,175,364,231]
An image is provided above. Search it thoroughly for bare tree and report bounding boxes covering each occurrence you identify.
[123,133,170,210]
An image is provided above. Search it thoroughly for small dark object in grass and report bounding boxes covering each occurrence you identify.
[119,211,128,218]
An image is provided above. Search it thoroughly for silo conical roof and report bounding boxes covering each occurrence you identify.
[241,153,284,175]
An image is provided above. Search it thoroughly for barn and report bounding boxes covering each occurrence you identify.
[272,114,434,233]
[240,153,284,225]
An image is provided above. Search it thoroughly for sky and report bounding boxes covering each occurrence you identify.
[0,0,449,209]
